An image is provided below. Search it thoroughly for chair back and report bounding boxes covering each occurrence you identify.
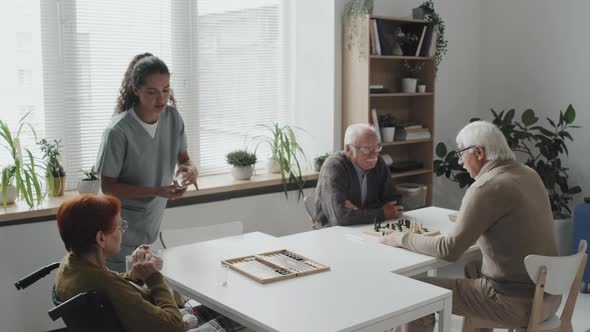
[159,220,244,249]
[49,291,125,332]
[304,191,316,225]
[524,240,588,295]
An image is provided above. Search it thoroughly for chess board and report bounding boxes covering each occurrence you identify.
[363,216,440,237]
[222,249,330,284]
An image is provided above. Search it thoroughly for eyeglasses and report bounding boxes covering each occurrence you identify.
[352,144,382,154]
[119,219,129,233]
[455,145,476,160]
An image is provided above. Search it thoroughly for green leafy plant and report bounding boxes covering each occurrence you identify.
[434,104,582,218]
[254,123,307,199]
[378,114,398,128]
[0,113,44,208]
[81,166,99,181]
[419,0,448,74]
[38,138,66,197]
[225,150,257,167]
[401,60,425,78]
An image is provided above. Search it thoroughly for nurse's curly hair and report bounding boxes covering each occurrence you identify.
[114,53,176,114]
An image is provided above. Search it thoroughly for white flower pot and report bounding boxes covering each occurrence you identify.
[78,179,100,194]
[417,84,426,93]
[266,158,282,174]
[2,185,17,205]
[231,165,253,180]
[381,127,396,142]
[401,78,418,93]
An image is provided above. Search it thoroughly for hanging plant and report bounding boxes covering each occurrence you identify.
[343,0,374,60]
[419,1,448,75]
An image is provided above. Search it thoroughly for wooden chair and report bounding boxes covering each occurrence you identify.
[304,191,316,225]
[467,239,587,332]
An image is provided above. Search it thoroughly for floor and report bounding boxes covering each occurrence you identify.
[435,264,590,331]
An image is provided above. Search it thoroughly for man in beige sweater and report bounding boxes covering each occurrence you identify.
[381,121,561,331]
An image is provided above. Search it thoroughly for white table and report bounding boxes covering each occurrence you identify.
[161,207,471,332]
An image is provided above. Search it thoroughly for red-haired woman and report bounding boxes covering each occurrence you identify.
[55,194,242,332]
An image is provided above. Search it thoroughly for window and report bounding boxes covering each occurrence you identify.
[1,0,291,190]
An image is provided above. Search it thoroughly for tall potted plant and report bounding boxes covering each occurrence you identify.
[0,114,44,208]
[254,123,307,199]
[38,138,66,197]
[434,105,582,255]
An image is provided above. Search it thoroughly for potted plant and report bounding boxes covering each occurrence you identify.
[226,150,257,180]
[418,0,448,75]
[378,114,397,142]
[38,138,66,197]
[434,105,582,255]
[313,153,331,172]
[401,60,424,93]
[254,123,307,199]
[1,166,17,205]
[0,114,44,208]
[78,166,100,194]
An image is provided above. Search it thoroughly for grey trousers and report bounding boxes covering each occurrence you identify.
[408,261,561,332]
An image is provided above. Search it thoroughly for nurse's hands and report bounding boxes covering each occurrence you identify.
[155,185,187,199]
[176,163,198,188]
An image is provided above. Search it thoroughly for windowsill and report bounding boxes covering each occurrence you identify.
[0,171,319,227]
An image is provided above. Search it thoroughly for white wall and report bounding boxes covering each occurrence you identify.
[334,0,483,209]
[479,0,590,210]
[292,0,337,162]
[0,188,314,332]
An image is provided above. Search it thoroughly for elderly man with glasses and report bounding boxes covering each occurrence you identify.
[381,121,561,332]
[311,123,403,229]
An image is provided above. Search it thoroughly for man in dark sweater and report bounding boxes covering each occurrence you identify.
[312,124,403,228]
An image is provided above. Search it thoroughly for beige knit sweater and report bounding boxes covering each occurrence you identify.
[401,160,558,296]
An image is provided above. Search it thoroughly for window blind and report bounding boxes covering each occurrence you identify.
[2,0,291,191]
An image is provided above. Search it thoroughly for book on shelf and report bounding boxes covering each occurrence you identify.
[370,108,382,143]
[375,19,391,55]
[370,19,381,55]
[419,25,434,57]
[395,127,431,141]
[415,25,428,56]
[369,88,392,94]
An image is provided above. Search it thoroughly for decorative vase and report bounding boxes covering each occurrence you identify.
[47,176,66,197]
[401,78,418,93]
[231,165,254,180]
[78,179,100,195]
[2,185,17,205]
[266,158,282,174]
[381,127,396,142]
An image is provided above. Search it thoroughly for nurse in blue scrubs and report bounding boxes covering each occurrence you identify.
[96,53,198,272]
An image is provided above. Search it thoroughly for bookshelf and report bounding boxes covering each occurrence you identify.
[342,14,435,205]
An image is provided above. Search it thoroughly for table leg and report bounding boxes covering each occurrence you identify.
[437,296,452,332]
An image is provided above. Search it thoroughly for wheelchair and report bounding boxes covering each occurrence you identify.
[14,262,125,332]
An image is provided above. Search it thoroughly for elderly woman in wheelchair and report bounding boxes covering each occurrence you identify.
[54,194,242,332]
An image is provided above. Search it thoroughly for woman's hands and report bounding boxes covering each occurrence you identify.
[129,245,163,281]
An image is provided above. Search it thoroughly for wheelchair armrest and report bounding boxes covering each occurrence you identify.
[48,291,125,332]
[14,262,60,290]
